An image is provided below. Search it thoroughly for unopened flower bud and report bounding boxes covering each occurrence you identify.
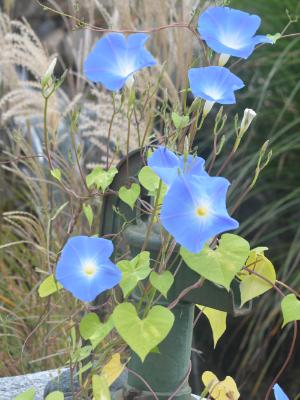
[218,53,230,67]
[240,108,256,134]
[125,74,135,89]
[41,57,57,88]
[203,100,215,117]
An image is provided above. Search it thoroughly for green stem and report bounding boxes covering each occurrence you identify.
[70,117,88,191]
[141,180,163,252]
[43,96,54,169]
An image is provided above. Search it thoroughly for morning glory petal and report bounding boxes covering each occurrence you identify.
[148,147,180,186]
[84,33,156,91]
[252,35,274,45]
[198,7,272,59]
[160,175,239,253]
[160,176,205,253]
[178,155,208,177]
[148,147,208,186]
[273,384,289,400]
[188,66,244,105]
[55,236,121,302]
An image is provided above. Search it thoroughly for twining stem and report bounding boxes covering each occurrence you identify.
[127,368,159,400]
[276,280,300,298]
[168,278,204,310]
[208,134,218,174]
[242,266,298,400]
[264,322,298,400]
[168,360,192,400]
[230,182,252,215]
[126,108,134,176]
[43,96,54,170]
[106,95,117,169]
[70,116,88,191]
[35,0,210,65]
[216,148,235,176]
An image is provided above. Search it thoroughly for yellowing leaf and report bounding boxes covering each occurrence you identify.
[202,371,240,400]
[196,305,227,348]
[92,374,111,400]
[240,250,276,306]
[281,294,300,327]
[38,274,62,298]
[101,353,124,386]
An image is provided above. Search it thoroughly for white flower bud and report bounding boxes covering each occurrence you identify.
[240,108,256,133]
[218,53,230,66]
[125,74,135,89]
[41,57,57,88]
[203,100,215,116]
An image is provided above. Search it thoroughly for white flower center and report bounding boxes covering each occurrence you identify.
[82,260,98,277]
[219,34,245,50]
[119,61,135,77]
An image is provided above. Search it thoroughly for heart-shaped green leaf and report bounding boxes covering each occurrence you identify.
[138,166,167,206]
[181,234,250,291]
[150,271,174,298]
[86,166,117,191]
[171,112,190,129]
[113,302,174,362]
[38,274,62,298]
[240,250,276,306]
[79,312,114,349]
[281,294,300,327]
[117,251,151,297]
[119,183,140,210]
[138,166,160,192]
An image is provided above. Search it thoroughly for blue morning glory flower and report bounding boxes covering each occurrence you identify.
[55,236,121,302]
[160,175,238,253]
[84,33,156,91]
[198,7,273,59]
[273,384,289,400]
[188,66,244,107]
[148,146,208,186]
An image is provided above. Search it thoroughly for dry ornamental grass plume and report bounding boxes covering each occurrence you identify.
[0,10,60,134]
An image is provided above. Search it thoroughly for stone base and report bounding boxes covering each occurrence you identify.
[0,368,205,399]
[0,368,68,400]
